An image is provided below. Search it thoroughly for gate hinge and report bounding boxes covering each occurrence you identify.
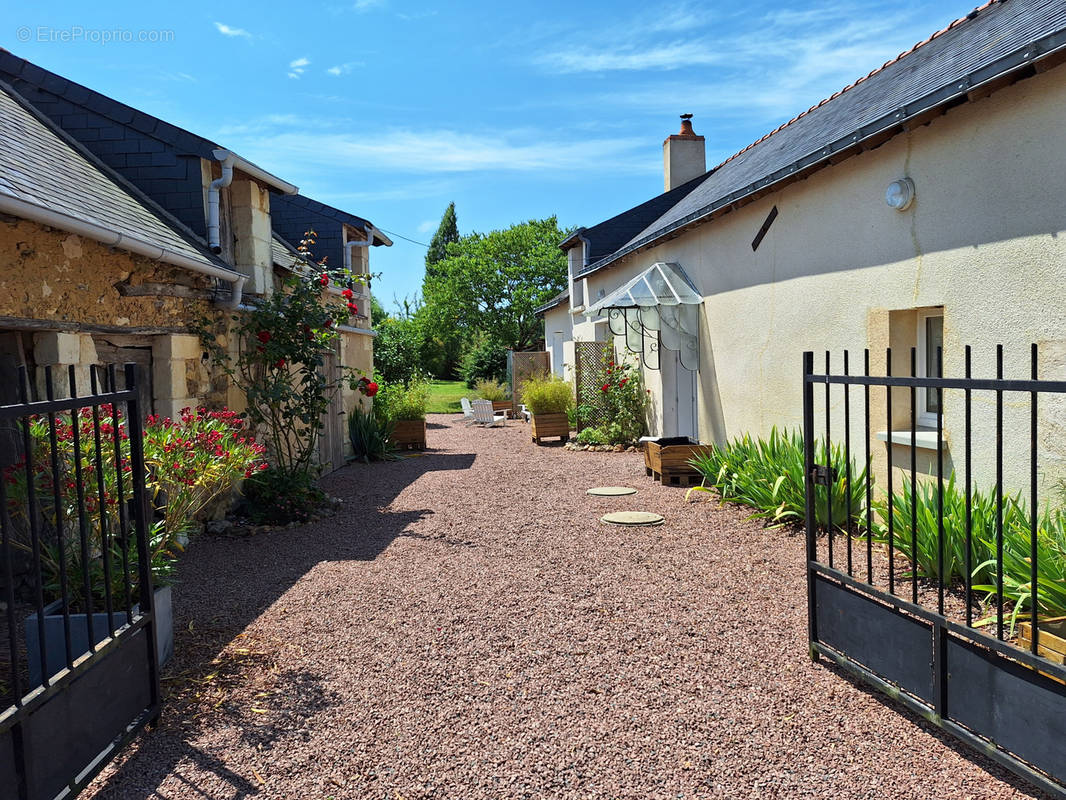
[811,464,838,486]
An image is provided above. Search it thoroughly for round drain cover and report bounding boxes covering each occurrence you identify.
[601,511,664,526]
[586,486,637,497]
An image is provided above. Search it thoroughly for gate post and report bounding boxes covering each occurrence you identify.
[802,351,818,657]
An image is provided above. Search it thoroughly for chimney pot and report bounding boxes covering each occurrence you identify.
[663,114,706,192]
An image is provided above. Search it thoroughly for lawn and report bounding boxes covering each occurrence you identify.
[426,379,468,414]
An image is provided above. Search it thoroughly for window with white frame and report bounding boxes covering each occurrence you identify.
[916,309,944,427]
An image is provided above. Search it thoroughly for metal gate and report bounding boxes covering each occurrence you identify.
[573,341,609,432]
[0,363,159,800]
[803,347,1066,798]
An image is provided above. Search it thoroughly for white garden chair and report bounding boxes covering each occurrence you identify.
[472,399,507,427]
[518,404,532,423]
[460,397,477,425]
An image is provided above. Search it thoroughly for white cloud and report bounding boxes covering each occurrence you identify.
[288,57,310,79]
[214,22,252,39]
[575,2,954,128]
[397,9,437,21]
[417,219,436,234]
[326,62,361,76]
[217,118,655,178]
[539,40,725,73]
[353,0,385,11]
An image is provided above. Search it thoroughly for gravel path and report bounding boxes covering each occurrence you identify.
[86,415,1051,799]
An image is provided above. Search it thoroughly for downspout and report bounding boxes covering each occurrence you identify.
[207,150,236,253]
[342,223,376,272]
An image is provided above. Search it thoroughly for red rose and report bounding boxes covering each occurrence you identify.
[257,330,271,343]
[319,273,329,287]
[342,288,354,299]
[365,381,379,397]
[620,378,628,386]
[325,319,333,328]
[347,302,358,313]
[601,383,609,392]
[274,358,286,368]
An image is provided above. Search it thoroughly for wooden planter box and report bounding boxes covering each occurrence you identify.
[1019,617,1066,665]
[531,412,569,444]
[491,400,513,418]
[644,437,714,486]
[391,419,426,450]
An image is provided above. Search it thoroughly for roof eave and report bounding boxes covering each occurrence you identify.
[581,24,1066,278]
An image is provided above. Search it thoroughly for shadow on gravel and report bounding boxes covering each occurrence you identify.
[88,451,476,799]
[819,658,1055,800]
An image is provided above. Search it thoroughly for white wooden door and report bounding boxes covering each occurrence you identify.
[661,349,698,440]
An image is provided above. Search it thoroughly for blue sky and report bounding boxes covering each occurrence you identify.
[3,1,982,311]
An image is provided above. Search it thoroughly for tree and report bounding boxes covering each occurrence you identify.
[373,316,424,386]
[424,201,459,278]
[369,293,389,323]
[421,216,570,352]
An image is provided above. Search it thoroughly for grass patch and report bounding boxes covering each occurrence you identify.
[426,380,468,414]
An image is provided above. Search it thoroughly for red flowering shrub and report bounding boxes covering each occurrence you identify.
[143,407,267,542]
[3,405,266,608]
[575,353,647,446]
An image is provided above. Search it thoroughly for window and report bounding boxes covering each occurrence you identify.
[916,310,943,427]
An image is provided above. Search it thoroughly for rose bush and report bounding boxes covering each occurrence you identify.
[576,355,648,446]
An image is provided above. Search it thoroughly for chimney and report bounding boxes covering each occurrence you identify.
[663,114,705,192]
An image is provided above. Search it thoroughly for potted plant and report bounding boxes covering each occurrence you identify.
[376,379,429,450]
[475,378,512,417]
[521,374,573,444]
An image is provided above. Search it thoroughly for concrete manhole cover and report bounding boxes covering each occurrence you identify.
[601,511,664,527]
[586,486,638,497]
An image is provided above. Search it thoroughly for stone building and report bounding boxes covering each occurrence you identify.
[0,52,391,472]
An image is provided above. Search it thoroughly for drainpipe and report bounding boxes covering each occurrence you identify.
[207,150,236,253]
[343,223,376,273]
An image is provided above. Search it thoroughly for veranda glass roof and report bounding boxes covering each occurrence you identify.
[583,262,702,371]
[583,262,702,315]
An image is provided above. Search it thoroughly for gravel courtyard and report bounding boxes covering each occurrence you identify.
[87,415,1049,799]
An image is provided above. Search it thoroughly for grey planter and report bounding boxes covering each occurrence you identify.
[24,584,173,687]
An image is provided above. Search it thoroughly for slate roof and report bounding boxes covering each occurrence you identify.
[559,173,703,265]
[580,0,1066,275]
[271,193,391,273]
[271,233,306,271]
[534,288,570,316]
[0,81,225,271]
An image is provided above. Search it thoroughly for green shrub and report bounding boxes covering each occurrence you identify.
[474,378,509,402]
[461,336,508,388]
[244,466,325,524]
[348,406,395,463]
[375,379,429,422]
[973,504,1066,629]
[874,474,1066,628]
[521,374,573,415]
[688,427,868,532]
[576,427,604,445]
[872,474,997,585]
[588,357,648,444]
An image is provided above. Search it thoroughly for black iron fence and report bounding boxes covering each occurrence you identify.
[803,346,1066,799]
[0,363,159,800]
